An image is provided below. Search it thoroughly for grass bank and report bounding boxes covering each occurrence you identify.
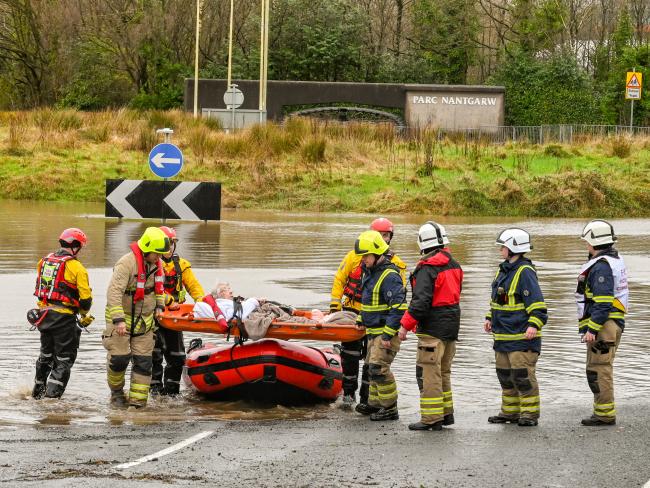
[1,109,649,217]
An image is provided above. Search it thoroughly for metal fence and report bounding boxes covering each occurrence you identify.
[437,125,650,144]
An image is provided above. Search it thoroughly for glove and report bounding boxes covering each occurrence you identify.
[78,314,95,327]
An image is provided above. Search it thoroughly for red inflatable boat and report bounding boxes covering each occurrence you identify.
[183,339,343,403]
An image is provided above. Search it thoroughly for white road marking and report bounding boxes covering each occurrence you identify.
[113,430,213,469]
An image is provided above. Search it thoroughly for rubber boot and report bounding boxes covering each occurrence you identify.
[339,394,355,411]
[32,382,46,399]
[408,420,443,431]
[355,403,381,416]
[488,414,519,424]
[149,383,163,397]
[44,382,65,399]
[110,390,128,408]
[370,405,399,421]
[517,418,538,427]
[443,414,455,426]
[581,415,615,426]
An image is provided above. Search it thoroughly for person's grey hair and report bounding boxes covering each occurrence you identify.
[210,281,231,298]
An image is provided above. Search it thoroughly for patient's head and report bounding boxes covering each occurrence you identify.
[211,281,233,299]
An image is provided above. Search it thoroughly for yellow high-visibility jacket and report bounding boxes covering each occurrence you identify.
[162,255,205,305]
[330,250,407,313]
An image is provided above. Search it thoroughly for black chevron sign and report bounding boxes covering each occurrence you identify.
[105,179,221,221]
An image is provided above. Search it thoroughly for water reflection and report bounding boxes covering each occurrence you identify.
[1,200,648,425]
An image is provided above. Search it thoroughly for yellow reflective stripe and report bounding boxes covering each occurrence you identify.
[420,397,443,404]
[366,327,384,335]
[421,408,444,414]
[371,269,398,308]
[502,395,520,403]
[486,311,493,319]
[443,391,452,398]
[377,383,397,391]
[382,327,397,337]
[391,303,408,310]
[586,319,603,332]
[493,331,542,341]
[592,295,614,303]
[520,406,540,412]
[520,396,540,404]
[594,402,615,408]
[501,405,521,412]
[362,304,390,312]
[525,302,546,314]
[528,316,544,329]
[608,311,625,319]
[508,265,535,306]
[490,302,526,311]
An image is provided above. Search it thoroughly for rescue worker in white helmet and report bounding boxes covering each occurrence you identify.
[398,221,463,431]
[577,220,628,426]
[330,218,406,410]
[31,228,93,399]
[485,228,547,427]
[151,226,205,396]
[353,230,407,421]
[103,227,169,408]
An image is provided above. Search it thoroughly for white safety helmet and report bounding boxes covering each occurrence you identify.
[496,228,532,254]
[581,220,617,247]
[417,221,449,251]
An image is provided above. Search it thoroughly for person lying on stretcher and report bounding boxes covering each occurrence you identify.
[193,282,264,327]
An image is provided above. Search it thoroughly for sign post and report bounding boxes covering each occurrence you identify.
[223,84,244,132]
[150,129,183,222]
[626,70,643,128]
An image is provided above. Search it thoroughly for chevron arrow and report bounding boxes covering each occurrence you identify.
[164,182,200,220]
[106,180,142,218]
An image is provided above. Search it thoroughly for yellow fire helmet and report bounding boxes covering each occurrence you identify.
[137,227,171,254]
[354,230,389,256]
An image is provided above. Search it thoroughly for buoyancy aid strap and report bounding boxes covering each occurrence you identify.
[171,255,183,292]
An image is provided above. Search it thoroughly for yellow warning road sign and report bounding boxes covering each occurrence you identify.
[626,72,642,100]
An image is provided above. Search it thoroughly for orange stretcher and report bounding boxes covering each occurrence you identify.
[158,304,364,342]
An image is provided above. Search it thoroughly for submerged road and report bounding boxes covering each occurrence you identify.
[1,403,649,487]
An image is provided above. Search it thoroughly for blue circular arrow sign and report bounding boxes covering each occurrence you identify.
[149,143,184,178]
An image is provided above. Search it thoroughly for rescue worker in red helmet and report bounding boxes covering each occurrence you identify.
[103,227,169,408]
[398,221,463,431]
[151,226,205,396]
[31,228,92,399]
[330,217,406,410]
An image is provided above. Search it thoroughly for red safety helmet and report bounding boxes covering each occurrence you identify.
[59,228,88,248]
[370,218,394,234]
[159,226,178,241]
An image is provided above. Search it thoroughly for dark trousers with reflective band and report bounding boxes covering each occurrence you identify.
[340,335,369,402]
[416,335,456,424]
[586,320,622,422]
[495,350,540,420]
[366,335,400,408]
[35,312,81,398]
[151,326,186,394]
[102,325,155,407]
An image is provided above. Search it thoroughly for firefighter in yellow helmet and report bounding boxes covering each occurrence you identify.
[330,218,406,409]
[353,230,407,421]
[103,227,170,408]
[151,226,205,396]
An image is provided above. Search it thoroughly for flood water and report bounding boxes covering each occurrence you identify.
[1,200,649,426]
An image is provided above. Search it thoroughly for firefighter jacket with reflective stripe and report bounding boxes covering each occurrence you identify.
[35,251,92,315]
[400,248,463,341]
[331,250,407,312]
[487,257,547,353]
[105,251,165,334]
[162,255,205,305]
[576,249,627,334]
[357,258,407,340]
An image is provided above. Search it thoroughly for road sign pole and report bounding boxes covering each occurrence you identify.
[631,99,634,129]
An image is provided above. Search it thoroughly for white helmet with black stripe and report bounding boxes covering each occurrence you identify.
[581,220,617,247]
[417,221,449,251]
[496,228,532,254]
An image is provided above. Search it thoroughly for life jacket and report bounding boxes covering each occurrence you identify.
[34,252,80,309]
[576,253,628,320]
[129,242,165,302]
[343,265,363,302]
[163,255,185,302]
